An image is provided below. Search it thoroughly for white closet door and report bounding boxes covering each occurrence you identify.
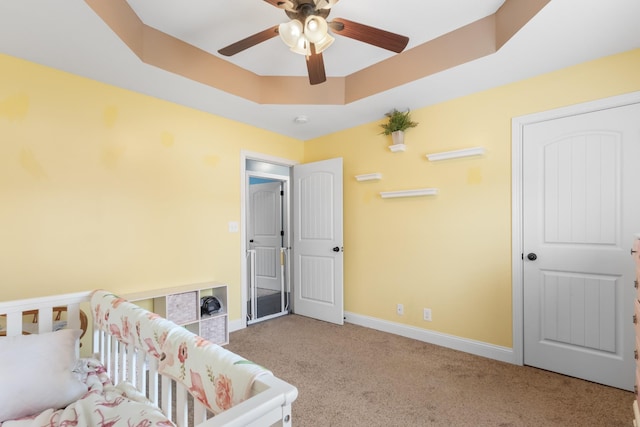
[523,102,640,390]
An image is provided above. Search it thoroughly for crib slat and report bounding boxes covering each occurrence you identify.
[110,336,118,384]
[104,333,112,376]
[161,374,172,418]
[126,344,135,383]
[136,351,146,391]
[5,312,22,336]
[66,304,81,330]
[99,332,106,367]
[37,307,53,333]
[118,341,127,384]
[148,358,159,406]
[56,305,83,359]
[95,329,104,363]
[176,385,188,427]
[193,401,208,425]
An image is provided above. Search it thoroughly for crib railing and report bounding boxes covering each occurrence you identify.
[1,291,297,427]
[0,292,89,358]
[92,320,296,427]
[92,330,209,426]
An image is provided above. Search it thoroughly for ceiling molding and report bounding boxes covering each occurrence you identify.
[84,0,549,106]
[496,0,551,49]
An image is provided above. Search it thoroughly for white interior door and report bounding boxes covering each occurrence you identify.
[292,158,344,325]
[523,102,640,390]
[248,181,283,292]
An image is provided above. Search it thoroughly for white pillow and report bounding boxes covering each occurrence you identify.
[0,329,88,422]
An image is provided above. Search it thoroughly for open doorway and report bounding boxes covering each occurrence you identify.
[240,152,344,329]
[244,158,291,325]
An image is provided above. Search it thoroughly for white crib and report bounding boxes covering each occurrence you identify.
[0,290,298,427]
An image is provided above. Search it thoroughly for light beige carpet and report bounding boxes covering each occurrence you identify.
[225,315,633,427]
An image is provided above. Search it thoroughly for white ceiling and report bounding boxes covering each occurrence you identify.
[0,0,639,140]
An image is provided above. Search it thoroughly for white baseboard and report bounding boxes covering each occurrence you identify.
[229,312,517,365]
[344,311,517,365]
[229,318,244,333]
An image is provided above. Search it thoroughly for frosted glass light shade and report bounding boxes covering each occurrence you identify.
[313,34,335,53]
[279,20,303,48]
[277,0,295,9]
[280,16,332,56]
[290,36,311,56]
[315,0,339,9]
[304,16,328,43]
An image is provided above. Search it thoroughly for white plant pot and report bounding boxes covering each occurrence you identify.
[391,130,405,145]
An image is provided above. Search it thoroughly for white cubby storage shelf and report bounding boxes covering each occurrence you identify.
[123,282,229,345]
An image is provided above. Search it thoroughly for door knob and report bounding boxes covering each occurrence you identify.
[332,246,340,252]
[527,253,537,261]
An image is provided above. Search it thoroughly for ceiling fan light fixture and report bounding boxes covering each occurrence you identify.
[277,0,296,10]
[278,20,303,48]
[222,0,410,86]
[290,36,311,56]
[314,0,339,9]
[304,16,329,44]
[313,33,335,54]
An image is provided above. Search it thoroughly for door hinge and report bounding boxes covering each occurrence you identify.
[280,190,284,196]
[280,230,284,236]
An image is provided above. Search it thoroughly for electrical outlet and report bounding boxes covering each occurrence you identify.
[423,308,432,321]
[397,303,404,315]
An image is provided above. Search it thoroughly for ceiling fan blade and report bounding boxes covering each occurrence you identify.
[262,0,295,10]
[218,25,280,56]
[306,44,326,85]
[329,18,409,53]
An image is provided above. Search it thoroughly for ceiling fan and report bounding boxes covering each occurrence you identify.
[217,0,410,85]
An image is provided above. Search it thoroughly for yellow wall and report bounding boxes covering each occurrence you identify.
[2,49,639,348]
[304,49,640,347]
[0,54,304,322]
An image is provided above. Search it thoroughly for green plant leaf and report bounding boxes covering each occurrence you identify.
[379,109,418,135]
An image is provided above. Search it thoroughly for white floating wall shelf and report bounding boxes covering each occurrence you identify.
[388,144,406,152]
[355,173,382,181]
[426,147,485,161]
[380,188,438,199]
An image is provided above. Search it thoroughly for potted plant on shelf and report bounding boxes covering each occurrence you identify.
[379,108,419,148]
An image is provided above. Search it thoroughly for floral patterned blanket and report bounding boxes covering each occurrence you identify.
[2,359,174,427]
[90,290,272,414]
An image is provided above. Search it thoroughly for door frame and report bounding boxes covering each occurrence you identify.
[240,151,298,329]
[246,175,287,324]
[511,90,640,365]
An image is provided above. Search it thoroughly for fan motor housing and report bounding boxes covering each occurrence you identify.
[286,1,330,21]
